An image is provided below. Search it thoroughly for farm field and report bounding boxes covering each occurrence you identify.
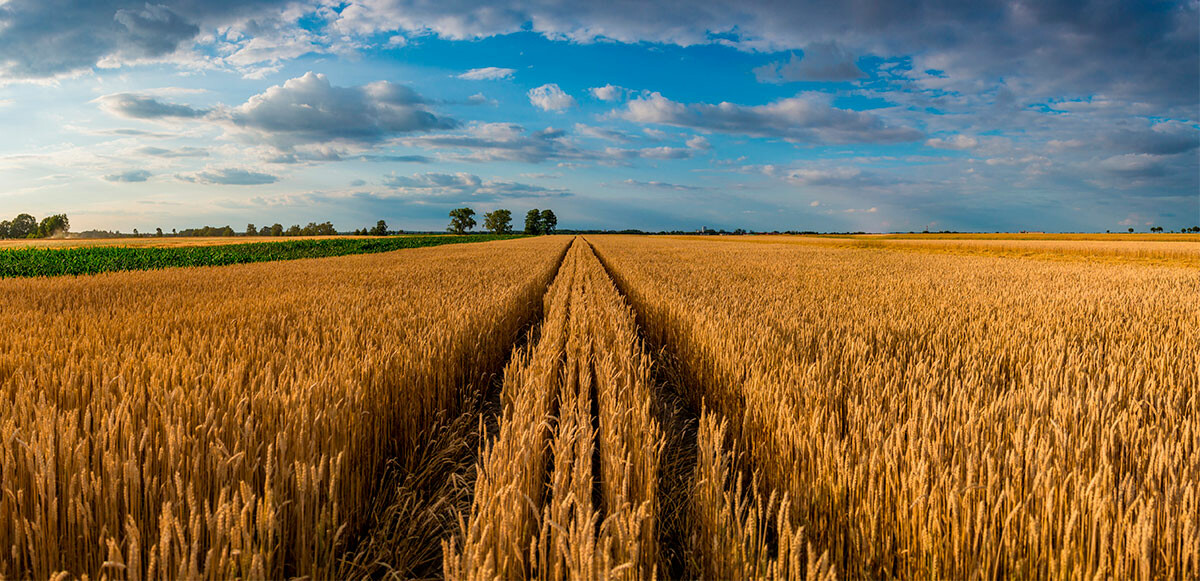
[671,234,1200,268]
[0,235,362,250]
[0,234,523,278]
[2,234,1196,579]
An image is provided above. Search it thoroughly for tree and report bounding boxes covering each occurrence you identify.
[369,219,388,236]
[156,227,164,237]
[525,208,542,234]
[10,214,37,238]
[286,224,302,236]
[539,209,557,234]
[0,220,10,239]
[36,214,69,238]
[133,228,139,236]
[484,209,513,234]
[1128,228,1134,233]
[246,223,257,236]
[448,207,476,234]
[259,225,271,236]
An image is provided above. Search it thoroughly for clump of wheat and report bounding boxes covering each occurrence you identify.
[446,239,662,580]
[0,237,569,579]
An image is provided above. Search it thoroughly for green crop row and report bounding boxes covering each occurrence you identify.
[0,235,526,278]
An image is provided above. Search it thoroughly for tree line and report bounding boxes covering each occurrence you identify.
[447,207,558,235]
[0,213,69,239]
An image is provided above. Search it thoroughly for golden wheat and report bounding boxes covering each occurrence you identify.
[9,231,1194,580]
[0,236,569,579]
[669,234,1200,268]
[592,234,1199,580]
[446,238,662,580]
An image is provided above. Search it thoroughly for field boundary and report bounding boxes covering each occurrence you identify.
[0,234,527,278]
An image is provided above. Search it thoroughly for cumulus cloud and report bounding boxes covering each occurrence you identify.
[617,92,921,144]
[179,167,278,185]
[528,83,576,111]
[0,1,1194,117]
[134,146,209,157]
[457,67,515,80]
[925,134,979,150]
[686,135,712,150]
[574,123,638,143]
[104,169,152,182]
[607,146,694,160]
[228,72,456,148]
[112,3,200,57]
[96,93,209,119]
[403,122,589,163]
[753,41,863,83]
[620,179,703,191]
[383,171,571,200]
[1099,154,1169,178]
[589,84,628,101]
[1105,122,1199,156]
[756,164,891,189]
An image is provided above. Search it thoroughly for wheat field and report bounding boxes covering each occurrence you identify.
[590,234,1199,580]
[0,236,569,579]
[3,233,1195,579]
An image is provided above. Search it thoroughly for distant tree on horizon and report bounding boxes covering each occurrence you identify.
[246,223,257,236]
[369,219,389,236]
[484,209,513,234]
[539,209,557,234]
[36,214,69,238]
[448,207,476,234]
[525,208,542,234]
[9,214,37,238]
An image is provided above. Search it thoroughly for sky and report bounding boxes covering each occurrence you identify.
[0,1,1197,233]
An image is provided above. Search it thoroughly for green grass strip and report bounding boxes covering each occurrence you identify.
[0,234,527,278]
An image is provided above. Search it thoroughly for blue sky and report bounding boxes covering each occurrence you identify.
[0,1,1197,232]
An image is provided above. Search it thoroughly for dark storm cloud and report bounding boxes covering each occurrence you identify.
[0,0,283,77]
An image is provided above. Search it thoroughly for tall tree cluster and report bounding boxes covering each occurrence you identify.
[447,207,558,234]
[0,213,69,239]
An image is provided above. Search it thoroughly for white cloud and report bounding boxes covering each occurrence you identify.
[178,167,278,185]
[95,93,209,120]
[589,84,628,101]
[104,170,153,182]
[457,67,516,80]
[383,171,571,200]
[617,92,921,144]
[686,135,712,150]
[528,83,576,111]
[753,41,863,83]
[620,179,703,191]
[403,122,588,163]
[228,72,455,148]
[925,134,979,150]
